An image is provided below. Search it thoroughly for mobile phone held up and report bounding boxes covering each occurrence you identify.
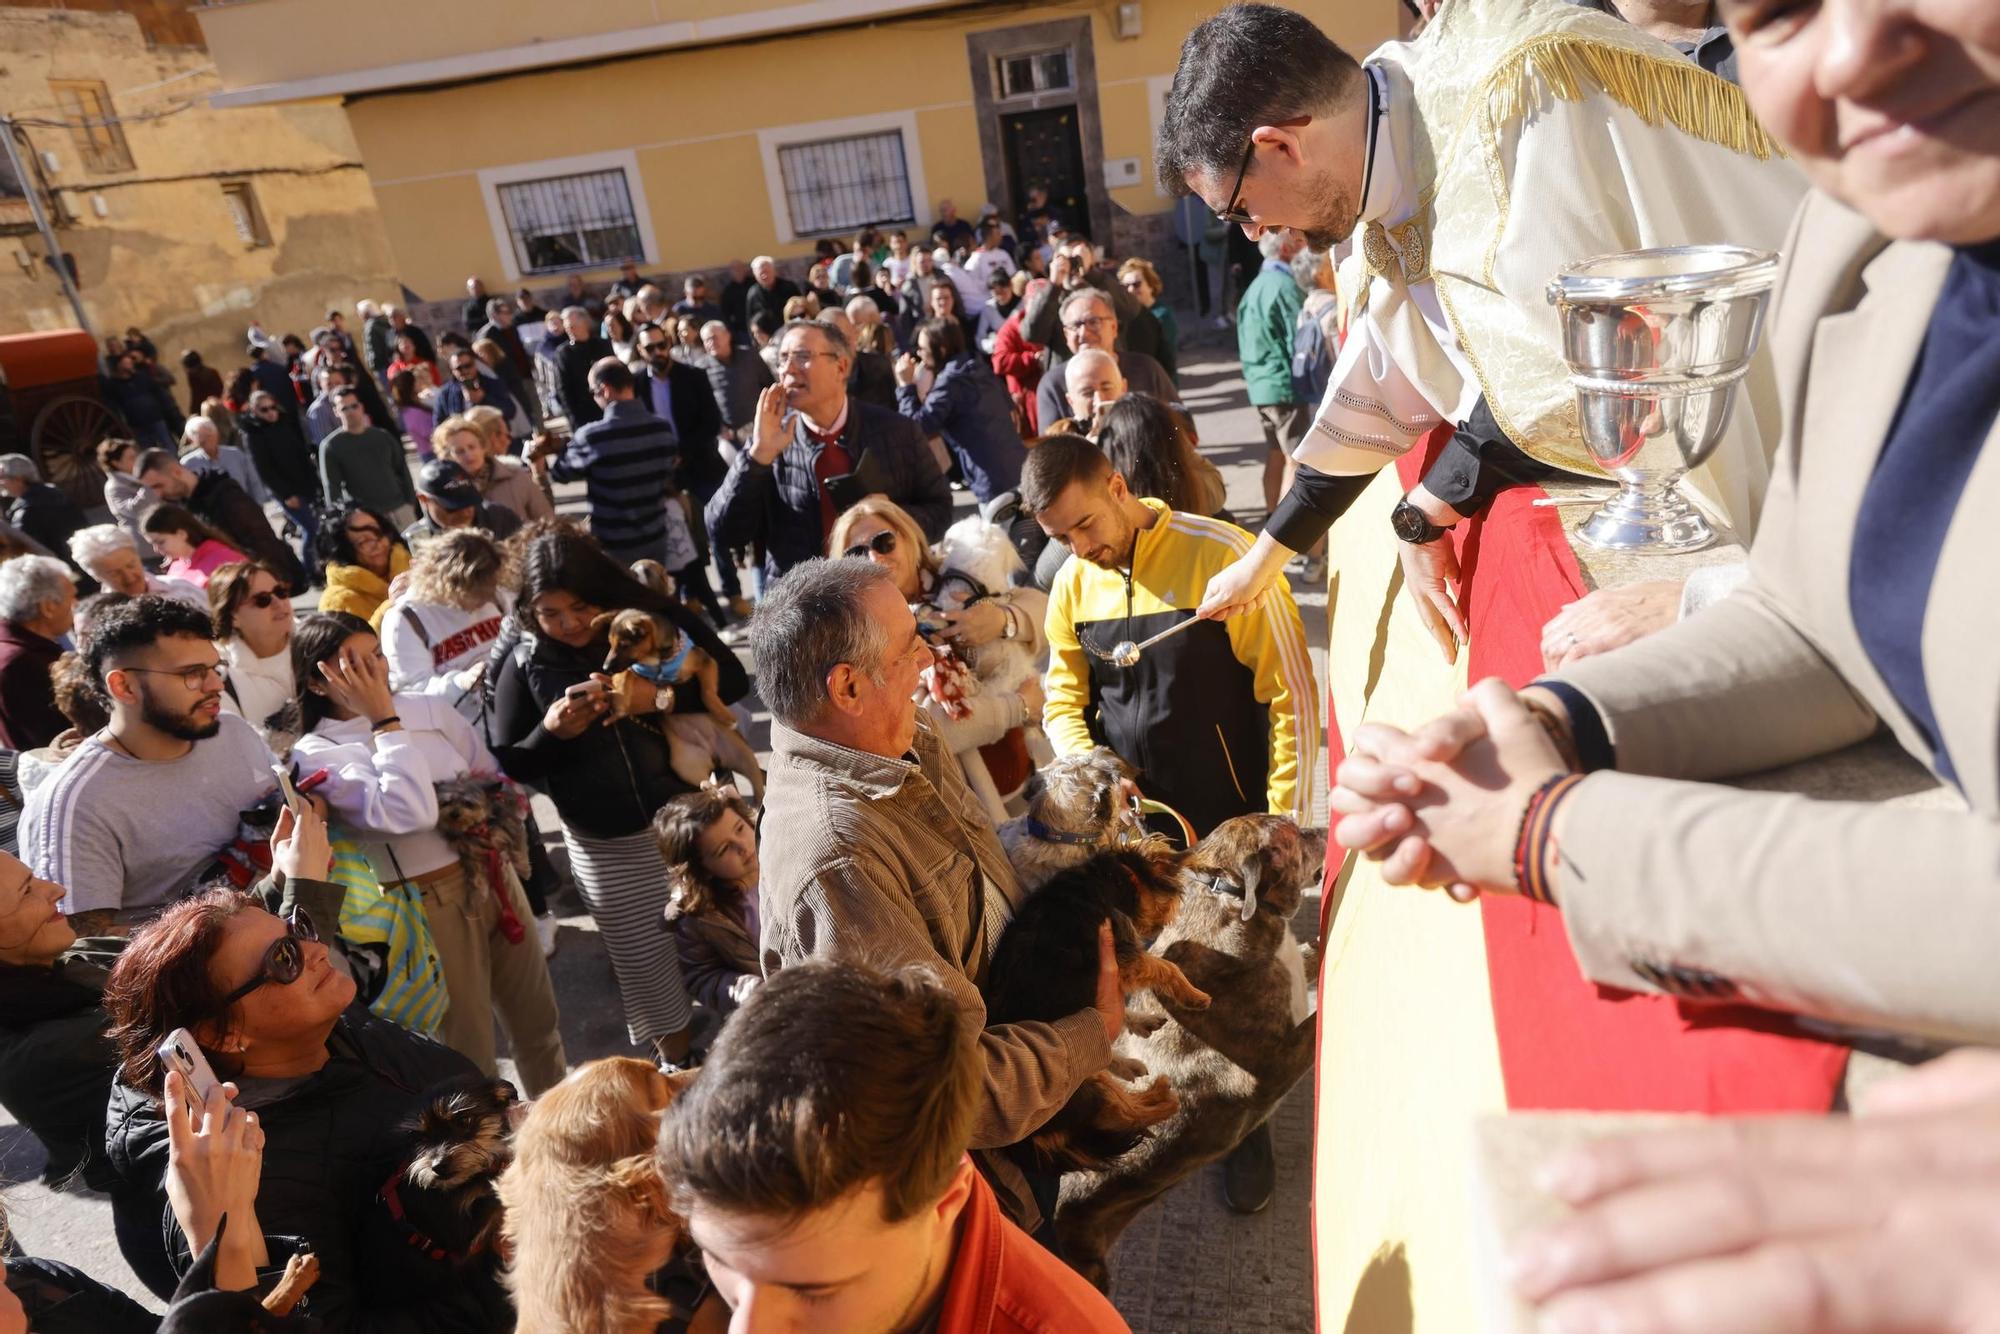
[157,1027,223,1104]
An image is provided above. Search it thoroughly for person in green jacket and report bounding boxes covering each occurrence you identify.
[1236,230,1313,573]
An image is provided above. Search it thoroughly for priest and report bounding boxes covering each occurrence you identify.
[1165,0,1805,656]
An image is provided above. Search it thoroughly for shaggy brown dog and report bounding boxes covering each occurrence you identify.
[997,748,1146,892]
[355,1075,520,1295]
[1055,814,1326,1289]
[498,1058,692,1334]
[984,841,1212,1173]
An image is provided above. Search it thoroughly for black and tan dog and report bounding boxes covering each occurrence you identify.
[985,840,1212,1174]
[1054,814,1326,1290]
[359,1075,521,1291]
[596,607,764,799]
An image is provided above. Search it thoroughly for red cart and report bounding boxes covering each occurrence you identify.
[0,329,123,510]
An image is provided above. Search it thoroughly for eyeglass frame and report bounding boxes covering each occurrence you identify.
[119,660,229,690]
[1213,115,1314,226]
[241,587,293,611]
[220,907,321,1006]
[843,529,898,560]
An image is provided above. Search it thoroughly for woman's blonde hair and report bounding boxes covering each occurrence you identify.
[430,413,482,459]
[405,527,512,610]
[463,404,509,449]
[825,495,938,586]
[1118,256,1163,300]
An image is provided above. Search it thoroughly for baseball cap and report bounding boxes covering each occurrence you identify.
[417,458,481,509]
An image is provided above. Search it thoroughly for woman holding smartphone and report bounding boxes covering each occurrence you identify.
[486,521,747,1070]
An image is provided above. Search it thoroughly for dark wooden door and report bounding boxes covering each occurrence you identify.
[1003,105,1088,238]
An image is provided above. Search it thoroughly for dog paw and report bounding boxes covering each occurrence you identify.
[1124,1010,1167,1039]
[1173,986,1213,1010]
[1106,1055,1150,1082]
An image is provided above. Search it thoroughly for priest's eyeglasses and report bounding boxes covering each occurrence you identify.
[1214,116,1312,226]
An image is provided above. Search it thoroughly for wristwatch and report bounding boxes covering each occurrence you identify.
[1390,498,1454,545]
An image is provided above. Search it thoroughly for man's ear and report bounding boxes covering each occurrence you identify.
[933,1157,977,1230]
[1106,471,1130,503]
[101,665,139,707]
[824,662,861,716]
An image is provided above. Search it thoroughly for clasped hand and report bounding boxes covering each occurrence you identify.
[1329,679,1569,900]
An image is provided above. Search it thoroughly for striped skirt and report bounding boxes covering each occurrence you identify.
[561,825,691,1045]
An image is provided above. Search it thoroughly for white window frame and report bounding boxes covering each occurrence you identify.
[475,149,659,284]
[756,110,927,248]
[993,47,1075,102]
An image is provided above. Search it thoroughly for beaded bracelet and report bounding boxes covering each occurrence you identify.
[1510,773,1586,905]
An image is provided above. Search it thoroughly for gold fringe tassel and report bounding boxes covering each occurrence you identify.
[1485,34,1785,162]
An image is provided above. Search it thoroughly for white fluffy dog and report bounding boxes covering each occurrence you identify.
[931,517,1036,695]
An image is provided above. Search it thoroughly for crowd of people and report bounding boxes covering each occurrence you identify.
[0,0,1992,1328]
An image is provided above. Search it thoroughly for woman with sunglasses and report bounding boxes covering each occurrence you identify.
[289,611,565,1096]
[826,497,1047,823]
[486,520,747,1070]
[312,502,408,630]
[208,561,296,753]
[97,831,512,1326]
[0,805,331,1285]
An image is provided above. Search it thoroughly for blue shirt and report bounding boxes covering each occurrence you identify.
[1847,240,2000,788]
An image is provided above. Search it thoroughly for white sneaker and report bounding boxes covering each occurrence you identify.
[535,912,559,958]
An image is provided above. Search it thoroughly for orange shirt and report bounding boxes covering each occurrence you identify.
[931,1169,1130,1334]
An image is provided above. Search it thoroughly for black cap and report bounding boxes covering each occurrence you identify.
[417,458,480,509]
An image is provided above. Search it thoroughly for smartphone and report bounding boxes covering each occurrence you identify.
[271,762,303,813]
[157,1027,223,1104]
[565,680,607,699]
[825,471,866,514]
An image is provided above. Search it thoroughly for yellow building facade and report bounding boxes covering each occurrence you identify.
[199,0,1398,304]
[0,3,399,372]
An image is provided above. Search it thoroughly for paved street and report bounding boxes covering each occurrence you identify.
[0,342,1326,1332]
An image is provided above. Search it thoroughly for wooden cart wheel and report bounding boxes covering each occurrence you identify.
[30,394,121,509]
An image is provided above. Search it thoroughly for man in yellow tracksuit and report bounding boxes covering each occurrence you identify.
[1023,435,1318,841]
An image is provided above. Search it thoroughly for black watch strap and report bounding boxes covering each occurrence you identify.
[1390,498,1452,545]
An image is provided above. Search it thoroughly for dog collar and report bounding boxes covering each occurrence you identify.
[630,638,692,685]
[1192,871,1259,923]
[378,1171,480,1264]
[1025,816,1104,847]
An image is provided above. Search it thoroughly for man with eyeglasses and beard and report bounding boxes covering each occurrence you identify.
[1172,3,1805,645]
[20,597,280,935]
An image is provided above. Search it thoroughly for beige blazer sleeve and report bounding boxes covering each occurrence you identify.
[1537,192,2000,1044]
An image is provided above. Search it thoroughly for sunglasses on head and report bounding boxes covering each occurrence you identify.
[221,908,320,1005]
[843,530,898,560]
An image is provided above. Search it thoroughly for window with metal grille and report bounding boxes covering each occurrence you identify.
[495,168,644,275]
[775,130,915,238]
[48,80,134,173]
[995,49,1073,100]
[220,180,271,247]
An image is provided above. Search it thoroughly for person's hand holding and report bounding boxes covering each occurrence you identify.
[526,430,560,462]
[269,803,331,884]
[453,658,487,693]
[618,671,668,716]
[1050,253,1073,288]
[1092,921,1123,1043]
[894,353,921,388]
[316,643,397,726]
[936,600,1007,649]
[164,1070,269,1284]
[1506,1049,2000,1333]
[1399,537,1465,663]
[542,681,611,739]
[1331,679,1568,897]
[1016,674,1045,722]
[1541,578,1683,671]
[748,383,793,468]
[1198,531,1294,620]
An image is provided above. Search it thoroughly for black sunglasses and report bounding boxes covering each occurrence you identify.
[843,530,897,560]
[243,587,293,610]
[1214,116,1313,226]
[221,908,320,1005]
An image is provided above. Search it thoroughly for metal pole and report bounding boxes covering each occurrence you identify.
[1,116,95,342]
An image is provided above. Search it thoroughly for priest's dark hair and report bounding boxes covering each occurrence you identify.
[1156,3,1365,194]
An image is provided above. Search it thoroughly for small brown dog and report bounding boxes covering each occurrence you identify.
[596,608,765,800]
[1055,814,1326,1289]
[357,1075,521,1299]
[499,1057,692,1334]
[998,748,1147,892]
[984,840,1211,1173]
[433,775,533,943]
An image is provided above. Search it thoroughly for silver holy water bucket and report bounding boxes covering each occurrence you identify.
[1546,245,1779,552]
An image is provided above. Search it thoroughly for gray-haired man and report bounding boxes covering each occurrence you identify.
[750,556,1118,1238]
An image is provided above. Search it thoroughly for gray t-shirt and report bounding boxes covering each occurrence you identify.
[23,713,278,915]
